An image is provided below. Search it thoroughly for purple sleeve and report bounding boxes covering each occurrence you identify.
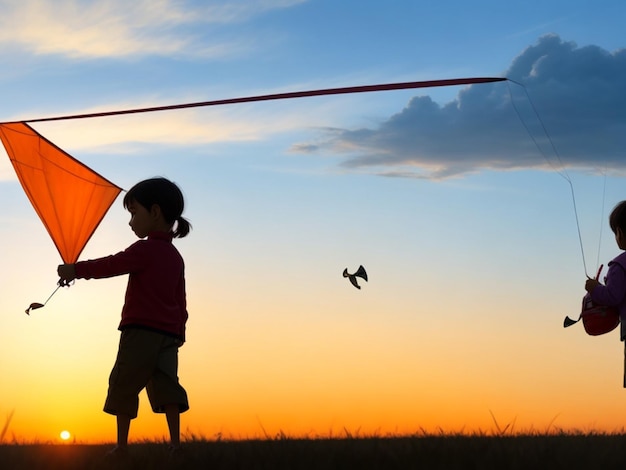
[591,262,626,306]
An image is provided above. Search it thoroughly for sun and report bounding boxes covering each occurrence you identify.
[60,430,71,441]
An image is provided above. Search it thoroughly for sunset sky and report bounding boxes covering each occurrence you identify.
[1,0,626,444]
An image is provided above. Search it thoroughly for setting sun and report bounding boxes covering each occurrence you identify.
[60,430,71,441]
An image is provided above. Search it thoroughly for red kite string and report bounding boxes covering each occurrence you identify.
[2,77,507,124]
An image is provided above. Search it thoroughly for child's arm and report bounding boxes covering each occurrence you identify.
[589,263,626,306]
[68,242,146,280]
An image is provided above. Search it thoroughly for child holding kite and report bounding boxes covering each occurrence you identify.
[57,177,191,457]
[584,200,626,339]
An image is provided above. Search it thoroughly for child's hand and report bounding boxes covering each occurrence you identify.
[585,278,600,293]
[57,264,76,284]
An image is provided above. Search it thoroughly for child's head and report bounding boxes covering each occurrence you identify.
[609,201,626,234]
[123,177,191,238]
[609,201,626,249]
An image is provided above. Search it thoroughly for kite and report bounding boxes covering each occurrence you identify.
[0,122,122,314]
[343,265,368,290]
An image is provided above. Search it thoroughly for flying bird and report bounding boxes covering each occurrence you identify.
[343,265,368,289]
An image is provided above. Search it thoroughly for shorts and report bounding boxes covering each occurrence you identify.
[104,328,189,419]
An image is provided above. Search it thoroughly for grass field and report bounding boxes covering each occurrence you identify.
[2,433,626,469]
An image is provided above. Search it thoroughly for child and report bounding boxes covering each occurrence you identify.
[57,177,191,456]
[585,200,626,340]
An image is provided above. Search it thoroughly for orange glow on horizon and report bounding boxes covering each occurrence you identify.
[4,184,626,444]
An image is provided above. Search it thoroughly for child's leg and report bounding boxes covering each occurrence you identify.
[164,404,180,446]
[146,336,189,446]
[117,414,131,448]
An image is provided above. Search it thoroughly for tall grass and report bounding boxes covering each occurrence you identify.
[2,430,626,469]
[2,411,626,469]
[0,409,14,443]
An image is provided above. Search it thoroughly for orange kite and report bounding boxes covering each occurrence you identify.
[0,122,121,265]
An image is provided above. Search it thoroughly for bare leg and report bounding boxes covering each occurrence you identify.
[164,404,180,446]
[117,414,131,448]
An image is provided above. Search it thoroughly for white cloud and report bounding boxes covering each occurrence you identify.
[0,0,306,59]
[0,77,372,183]
[0,99,319,181]
[25,96,324,150]
[291,34,626,179]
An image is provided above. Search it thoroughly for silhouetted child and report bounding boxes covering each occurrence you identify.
[58,177,191,457]
[585,201,626,341]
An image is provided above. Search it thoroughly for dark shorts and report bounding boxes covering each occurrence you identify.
[104,328,189,419]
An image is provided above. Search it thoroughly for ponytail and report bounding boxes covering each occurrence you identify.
[173,216,192,238]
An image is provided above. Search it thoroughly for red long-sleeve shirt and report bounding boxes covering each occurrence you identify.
[74,231,188,341]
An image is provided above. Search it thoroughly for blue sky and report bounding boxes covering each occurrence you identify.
[1,0,626,441]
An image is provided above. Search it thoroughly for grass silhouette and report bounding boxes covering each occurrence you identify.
[4,410,626,469]
[2,429,626,469]
[0,409,14,444]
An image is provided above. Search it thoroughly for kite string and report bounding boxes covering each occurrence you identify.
[595,168,608,271]
[1,77,507,124]
[506,80,590,278]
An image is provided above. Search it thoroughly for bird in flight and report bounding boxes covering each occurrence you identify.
[343,265,368,289]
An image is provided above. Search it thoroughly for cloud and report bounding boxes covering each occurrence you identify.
[291,34,626,179]
[25,93,330,150]
[0,0,306,59]
[0,80,360,183]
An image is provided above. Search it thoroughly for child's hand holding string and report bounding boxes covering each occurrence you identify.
[57,264,76,286]
[585,264,604,293]
[585,277,600,293]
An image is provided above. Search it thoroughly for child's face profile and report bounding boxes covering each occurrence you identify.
[616,228,626,250]
[127,199,153,238]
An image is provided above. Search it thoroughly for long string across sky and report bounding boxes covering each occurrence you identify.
[3,77,507,124]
